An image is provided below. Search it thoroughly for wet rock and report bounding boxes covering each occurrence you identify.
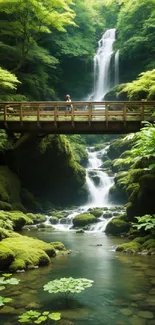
[26,302,42,309]
[120,308,133,316]
[145,296,155,306]
[0,306,16,314]
[129,315,147,325]
[137,311,154,319]
[130,293,146,301]
[76,229,84,233]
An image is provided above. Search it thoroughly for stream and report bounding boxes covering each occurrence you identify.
[1,146,155,325]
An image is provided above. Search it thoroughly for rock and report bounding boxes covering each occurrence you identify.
[129,315,147,325]
[130,293,146,301]
[76,229,84,233]
[120,308,133,316]
[137,311,154,319]
[0,306,16,314]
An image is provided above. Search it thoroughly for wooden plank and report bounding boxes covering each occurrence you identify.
[141,104,144,120]
[71,104,74,127]
[88,103,92,126]
[105,105,108,127]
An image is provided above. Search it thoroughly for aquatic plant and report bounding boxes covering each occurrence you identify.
[44,277,94,306]
[18,310,61,324]
[0,273,20,307]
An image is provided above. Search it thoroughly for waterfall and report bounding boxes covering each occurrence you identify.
[85,146,113,208]
[93,28,116,101]
[48,146,116,233]
[114,50,119,86]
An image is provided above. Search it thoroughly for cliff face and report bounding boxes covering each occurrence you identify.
[6,134,86,207]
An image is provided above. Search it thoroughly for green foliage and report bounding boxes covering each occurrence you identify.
[116,0,155,82]
[120,69,155,100]
[133,214,155,231]
[121,123,155,169]
[0,67,20,90]
[18,310,61,324]
[44,277,94,295]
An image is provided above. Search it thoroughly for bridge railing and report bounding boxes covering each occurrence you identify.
[0,101,154,125]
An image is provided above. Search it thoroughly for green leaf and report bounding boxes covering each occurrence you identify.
[48,312,61,321]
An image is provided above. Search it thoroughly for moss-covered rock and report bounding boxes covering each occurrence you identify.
[107,138,133,160]
[0,166,25,211]
[105,217,130,235]
[88,208,103,218]
[73,213,97,227]
[20,188,43,212]
[0,246,15,269]
[26,213,46,224]
[7,135,86,205]
[50,217,59,224]
[0,210,33,231]
[50,242,65,250]
[116,241,141,253]
[0,235,56,272]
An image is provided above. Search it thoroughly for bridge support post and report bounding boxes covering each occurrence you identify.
[88,103,92,127]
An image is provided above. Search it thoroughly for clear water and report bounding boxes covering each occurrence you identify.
[1,231,155,325]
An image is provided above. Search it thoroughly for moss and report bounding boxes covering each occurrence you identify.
[7,134,86,205]
[105,218,130,235]
[10,258,26,272]
[20,188,43,212]
[142,239,155,250]
[73,213,97,227]
[0,235,56,271]
[116,241,141,253]
[0,166,24,211]
[50,217,59,224]
[26,213,46,224]
[0,201,12,211]
[88,208,103,218]
[50,242,65,251]
[0,246,15,270]
[107,137,133,160]
[8,211,33,231]
[48,211,68,219]
[102,160,112,169]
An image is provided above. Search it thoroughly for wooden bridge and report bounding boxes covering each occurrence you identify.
[0,101,154,134]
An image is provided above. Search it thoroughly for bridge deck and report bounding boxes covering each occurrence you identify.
[0,101,154,133]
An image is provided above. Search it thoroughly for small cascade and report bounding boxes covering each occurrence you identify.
[85,146,113,208]
[114,50,119,86]
[93,28,117,101]
[51,211,79,231]
[88,216,113,233]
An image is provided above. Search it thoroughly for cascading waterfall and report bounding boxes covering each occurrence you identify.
[85,147,113,207]
[114,50,119,86]
[93,28,117,101]
[50,146,115,233]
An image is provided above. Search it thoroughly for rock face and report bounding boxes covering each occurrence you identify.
[0,166,25,211]
[7,134,86,205]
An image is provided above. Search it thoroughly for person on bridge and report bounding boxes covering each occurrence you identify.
[65,94,72,114]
